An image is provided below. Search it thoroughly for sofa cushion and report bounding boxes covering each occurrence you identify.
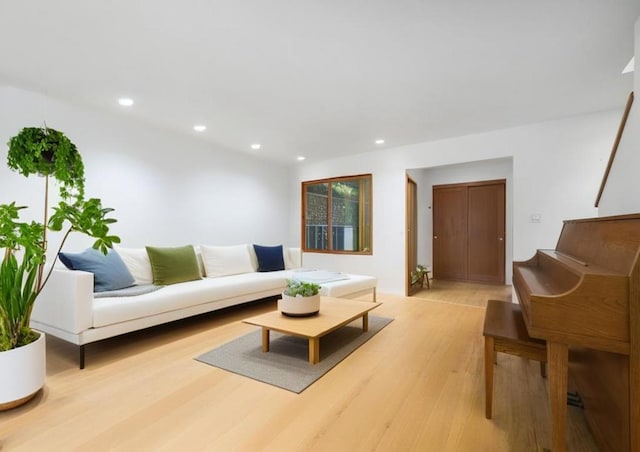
[59,248,135,292]
[253,244,285,272]
[114,245,153,285]
[92,270,293,327]
[200,244,255,277]
[317,273,377,298]
[284,248,301,269]
[146,245,202,285]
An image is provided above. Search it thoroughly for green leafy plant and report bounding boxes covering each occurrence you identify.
[7,126,85,199]
[0,126,120,351]
[284,279,321,297]
[410,264,428,286]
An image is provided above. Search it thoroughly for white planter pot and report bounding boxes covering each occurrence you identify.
[0,331,46,411]
[278,293,321,317]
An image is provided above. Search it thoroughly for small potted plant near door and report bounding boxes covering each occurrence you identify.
[0,126,119,410]
[410,264,430,290]
[278,279,322,317]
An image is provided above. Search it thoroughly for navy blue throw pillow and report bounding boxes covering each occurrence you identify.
[253,244,285,272]
[58,248,135,292]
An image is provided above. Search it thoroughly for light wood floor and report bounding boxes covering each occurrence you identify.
[0,282,598,451]
[412,279,513,307]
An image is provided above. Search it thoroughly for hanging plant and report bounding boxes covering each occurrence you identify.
[7,126,85,198]
[1,126,119,352]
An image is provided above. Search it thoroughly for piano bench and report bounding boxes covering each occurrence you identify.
[482,299,547,420]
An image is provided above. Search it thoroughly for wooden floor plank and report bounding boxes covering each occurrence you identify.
[0,281,597,451]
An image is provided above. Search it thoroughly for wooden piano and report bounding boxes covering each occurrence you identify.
[513,214,640,452]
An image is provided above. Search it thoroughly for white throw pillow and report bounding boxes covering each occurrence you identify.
[113,245,153,285]
[248,245,259,271]
[193,245,206,277]
[285,248,301,269]
[200,244,255,278]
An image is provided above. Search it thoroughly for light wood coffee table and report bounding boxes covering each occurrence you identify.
[242,296,380,364]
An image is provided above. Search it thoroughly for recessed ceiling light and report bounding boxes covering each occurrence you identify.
[297,156,306,161]
[622,56,635,74]
[193,125,206,132]
[251,144,261,150]
[375,139,385,144]
[118,98,134,107]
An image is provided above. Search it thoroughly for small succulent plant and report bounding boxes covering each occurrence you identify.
[283,279,320,297]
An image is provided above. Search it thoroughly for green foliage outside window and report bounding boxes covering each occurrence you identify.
[303,174,372,254]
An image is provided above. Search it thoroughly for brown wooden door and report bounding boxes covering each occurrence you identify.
[468,183,505,283]
[406,177,418,295]
[433,180,505,284]
[433,185,468,280]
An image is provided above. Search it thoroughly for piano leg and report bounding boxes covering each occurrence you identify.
[548,341,568,452]
[484,335,494,419]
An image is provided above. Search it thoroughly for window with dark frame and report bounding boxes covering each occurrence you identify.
[302,174,372,254]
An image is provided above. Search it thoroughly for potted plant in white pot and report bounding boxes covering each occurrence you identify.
[0,126,119,410]
[278,279,322,317]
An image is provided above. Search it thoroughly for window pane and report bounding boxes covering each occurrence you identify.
[302,175,372,255]
[362,177,372,252]
[332,181,360,251]
[305,183,328,250]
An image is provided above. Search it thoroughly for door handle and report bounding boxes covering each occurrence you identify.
[498,238,503,241]
[434,236,438,239]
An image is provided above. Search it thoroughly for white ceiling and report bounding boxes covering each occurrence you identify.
[0,1,638,164]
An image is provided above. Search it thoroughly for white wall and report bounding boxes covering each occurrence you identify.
[0,85,622,296]
[416,158,513,282]
[0,85,291,258]
[598,17,640,216]
[292,110,620,294]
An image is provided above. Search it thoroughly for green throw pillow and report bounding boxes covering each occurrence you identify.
[145,245,201,285]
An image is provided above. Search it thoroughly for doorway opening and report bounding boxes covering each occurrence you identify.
[406,158,512,294]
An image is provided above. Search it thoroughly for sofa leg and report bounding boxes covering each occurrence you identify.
[79,345,85,370]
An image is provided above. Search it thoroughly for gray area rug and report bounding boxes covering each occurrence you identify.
[195,315,393,393]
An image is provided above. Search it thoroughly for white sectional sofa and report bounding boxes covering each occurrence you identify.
[31,245,376,368]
